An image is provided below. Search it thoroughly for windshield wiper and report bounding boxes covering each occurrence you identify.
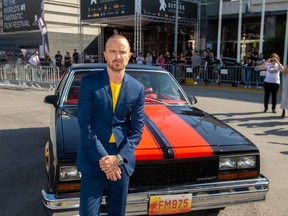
[145,96,169,105]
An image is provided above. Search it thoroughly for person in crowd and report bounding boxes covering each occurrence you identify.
[28,50,40,66]
[129,52,137,63]
[250,47,259,62]
[204,50,216,84]
[178,52,186,64]
[184,42,193,64]
[156,54,166,68]
[77,34,145,216]
[55,50,63,68]
[254,53,265,88]
[164,51,172,64]
[136,52,145,64]
[259,53,284,113]
[145,52,153,65]
[191,51,201,84]
[28,50,40,86]
[84,52,91,63]
[280,64,288,117]
[64,51,72,69]
[214,54,225,86]
[243,54,254,88]
[73,49,79,64]
[43,52,52,66]
[152,50,157,64]
[171,51,178,64]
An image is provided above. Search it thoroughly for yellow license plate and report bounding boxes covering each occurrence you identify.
[148,194,192,215]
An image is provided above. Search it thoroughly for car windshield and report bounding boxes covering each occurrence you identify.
[64,69,188,105]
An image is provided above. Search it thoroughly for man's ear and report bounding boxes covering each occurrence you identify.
[103,51,107,61]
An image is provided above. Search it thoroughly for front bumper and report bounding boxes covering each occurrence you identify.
[42,175,269,216]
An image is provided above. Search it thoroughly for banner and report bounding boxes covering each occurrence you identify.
[2,0,42,32]
[81,0,135,20]
[142,0,197,22]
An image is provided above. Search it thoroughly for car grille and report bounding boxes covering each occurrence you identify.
[130,157,219,187]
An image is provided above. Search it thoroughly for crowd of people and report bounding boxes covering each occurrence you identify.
[26,43,287,118]
[54,49,79,70]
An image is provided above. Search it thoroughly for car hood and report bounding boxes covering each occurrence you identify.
[60,105,257,158]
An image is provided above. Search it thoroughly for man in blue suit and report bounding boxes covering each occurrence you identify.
[77,34,145,216]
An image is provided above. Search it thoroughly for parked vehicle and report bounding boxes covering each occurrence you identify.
[42,63,269,215]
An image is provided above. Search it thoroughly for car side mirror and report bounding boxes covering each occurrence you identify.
[44,95,59,107]
[188,95,197,105]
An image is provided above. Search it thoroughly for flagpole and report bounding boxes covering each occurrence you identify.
[283,1,288,66]
[259,0,266,54]
[174,0,179,54]
[237,0,242,63]
[217,0,223,59]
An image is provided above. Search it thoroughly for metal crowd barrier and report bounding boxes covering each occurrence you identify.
[0,64,60,90]
[174,64,268,88]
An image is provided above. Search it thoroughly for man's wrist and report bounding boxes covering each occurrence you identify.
[115,154,124,166]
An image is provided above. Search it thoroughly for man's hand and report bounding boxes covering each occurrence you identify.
[106,166,122,181]
[99,155,122,180]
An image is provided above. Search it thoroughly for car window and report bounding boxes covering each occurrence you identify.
[56,69,70,96]
[63,69,188,105]
[64,71,91,105]
[128,71,188,104]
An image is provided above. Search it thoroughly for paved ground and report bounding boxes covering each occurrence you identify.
[183,84,287,216]
[0,83,287,216]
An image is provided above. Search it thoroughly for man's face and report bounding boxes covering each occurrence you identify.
[104,37,131,72]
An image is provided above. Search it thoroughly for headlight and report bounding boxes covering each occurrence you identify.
[237,156,256,169]
[59,166,81,181]
[219,157,236,170]
[219,155,257,170]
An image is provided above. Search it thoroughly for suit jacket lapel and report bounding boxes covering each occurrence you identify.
[115,73,128,113]
[102,69,113,112]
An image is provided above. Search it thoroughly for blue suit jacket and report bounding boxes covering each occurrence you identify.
[76,69,145,176]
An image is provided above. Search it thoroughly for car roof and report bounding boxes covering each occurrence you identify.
[70,63,168,72]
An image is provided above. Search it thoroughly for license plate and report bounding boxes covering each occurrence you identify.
[148,194,192,215]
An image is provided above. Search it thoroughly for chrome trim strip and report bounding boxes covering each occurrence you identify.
[42,175,269,216]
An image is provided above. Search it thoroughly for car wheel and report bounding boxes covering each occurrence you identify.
[45,141,55,192]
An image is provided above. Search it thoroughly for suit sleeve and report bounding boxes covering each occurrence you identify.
[78,76,108,162]
[118,84,145,164]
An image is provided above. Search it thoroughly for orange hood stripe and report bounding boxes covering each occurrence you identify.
[145,106,213,158]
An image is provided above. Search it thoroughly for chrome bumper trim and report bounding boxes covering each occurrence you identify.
[42,175,269,216]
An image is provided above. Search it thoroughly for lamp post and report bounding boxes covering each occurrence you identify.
[216,0,223,59]
[283,1,288,66]
[237,0,242,64]
[174,0,179,54]
[259,0,266,54]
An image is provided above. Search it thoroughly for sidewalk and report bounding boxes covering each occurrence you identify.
[180,82,264,92]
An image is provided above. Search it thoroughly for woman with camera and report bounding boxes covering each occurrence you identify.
[260,53,284,113]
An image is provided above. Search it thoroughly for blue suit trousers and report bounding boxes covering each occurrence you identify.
[79,143,130,216]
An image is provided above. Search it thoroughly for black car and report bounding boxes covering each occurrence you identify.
[42,63,269,215]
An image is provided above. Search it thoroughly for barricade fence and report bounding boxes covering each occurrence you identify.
[0,64,60,90]
[0,63,282,90]
[175,63,271,88]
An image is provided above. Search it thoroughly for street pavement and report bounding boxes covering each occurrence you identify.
[183,84,287,216]
[0,83,287,216]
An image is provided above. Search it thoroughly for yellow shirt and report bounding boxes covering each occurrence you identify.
[109,81,122,143]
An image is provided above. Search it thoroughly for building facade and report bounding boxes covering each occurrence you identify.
[0,0,287,64]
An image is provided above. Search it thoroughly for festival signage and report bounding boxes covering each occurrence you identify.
[2,0,42,32]
[142,0,197,22]
[81,0,135,21]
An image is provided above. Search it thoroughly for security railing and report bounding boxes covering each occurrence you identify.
[0,64,60,90]
[0,63,280,90]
